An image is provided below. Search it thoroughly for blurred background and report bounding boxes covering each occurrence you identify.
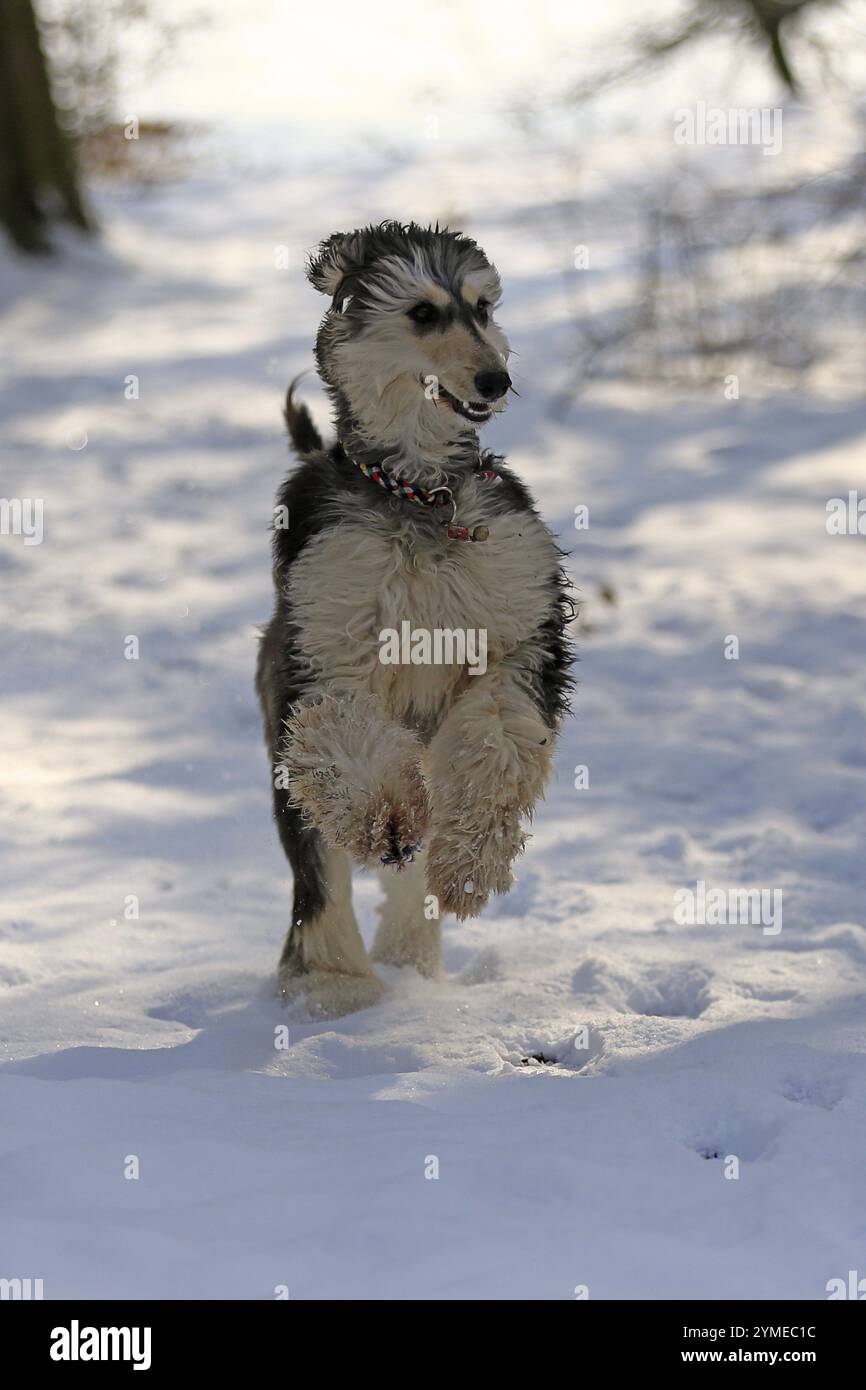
[3,0,866,391]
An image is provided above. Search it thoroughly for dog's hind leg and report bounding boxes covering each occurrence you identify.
[370,847,441,979]
[274,792,385,1017]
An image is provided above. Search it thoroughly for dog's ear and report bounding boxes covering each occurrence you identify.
[306,230,368,307]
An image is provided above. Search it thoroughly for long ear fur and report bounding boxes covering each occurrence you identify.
[306,230,369,302]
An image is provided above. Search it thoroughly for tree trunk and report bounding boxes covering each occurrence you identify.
[0,0,93,253]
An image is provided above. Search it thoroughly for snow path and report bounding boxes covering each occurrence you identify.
[1,151,865,1299]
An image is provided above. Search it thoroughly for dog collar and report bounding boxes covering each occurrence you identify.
[339,443,499,543]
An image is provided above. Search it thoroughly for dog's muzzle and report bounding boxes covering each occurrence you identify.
[435,382,508,423]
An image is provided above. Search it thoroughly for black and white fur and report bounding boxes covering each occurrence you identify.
[257,222,573,1016]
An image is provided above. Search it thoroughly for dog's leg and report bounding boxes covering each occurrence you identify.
[370,847,441,978]
[281,691,430,869]
[425,654,554,920]
[274,793,385,1017]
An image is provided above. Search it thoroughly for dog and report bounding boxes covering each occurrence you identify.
[256,222,573,1016]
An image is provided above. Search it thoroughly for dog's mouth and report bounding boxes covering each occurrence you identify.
[435,384,495,423]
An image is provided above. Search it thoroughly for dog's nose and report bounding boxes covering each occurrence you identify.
[473,369,511,401]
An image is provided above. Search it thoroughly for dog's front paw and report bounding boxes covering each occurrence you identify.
[427,808,526,920]
[281,694,431,866]
[360,764,430,868]
[428,854,497,920]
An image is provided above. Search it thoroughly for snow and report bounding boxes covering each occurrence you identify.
[1,133,865,1300]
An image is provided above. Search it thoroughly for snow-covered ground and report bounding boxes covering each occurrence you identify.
[1,138,865,1300]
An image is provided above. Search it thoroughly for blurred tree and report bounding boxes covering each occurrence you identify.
[0,0,92,252]
[39,1,203,143]
[566,0,842,103]
[747,0,812,91]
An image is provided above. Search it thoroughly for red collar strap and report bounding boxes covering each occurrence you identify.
[340,443,500,543]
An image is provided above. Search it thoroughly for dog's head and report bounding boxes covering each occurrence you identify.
[307,222,511,460]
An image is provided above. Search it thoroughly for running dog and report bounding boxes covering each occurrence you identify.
[257,222,573,1016]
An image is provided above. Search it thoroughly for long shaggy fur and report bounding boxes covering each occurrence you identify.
[281,693,430,866]
[425,663,555,918]
[257,221,574,1016]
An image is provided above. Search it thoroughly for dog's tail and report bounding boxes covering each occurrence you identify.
[284,373,324,457]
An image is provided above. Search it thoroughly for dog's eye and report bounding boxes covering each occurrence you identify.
[476,298,490,322]
[407,302,437,324]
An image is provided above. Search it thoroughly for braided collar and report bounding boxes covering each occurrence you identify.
[339,442,500,543]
